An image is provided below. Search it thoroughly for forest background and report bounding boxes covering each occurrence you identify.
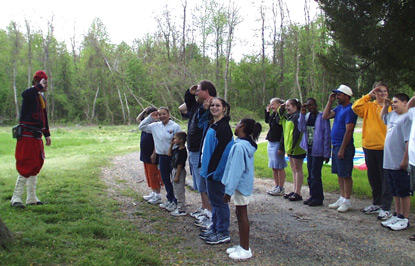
[0,0,414,125]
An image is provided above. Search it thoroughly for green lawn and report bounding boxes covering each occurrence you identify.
[0,126,162,265]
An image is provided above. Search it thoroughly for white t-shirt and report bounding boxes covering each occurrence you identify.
[408,108,415,166]
[383,111,411,170]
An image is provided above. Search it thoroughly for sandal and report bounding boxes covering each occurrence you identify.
[284,192,294,199]
[409,234,415,241]
[288,193,303,201]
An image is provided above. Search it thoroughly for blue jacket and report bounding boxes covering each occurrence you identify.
[298,112,331,158]
[222,137,257,196]
[200,117,234,182]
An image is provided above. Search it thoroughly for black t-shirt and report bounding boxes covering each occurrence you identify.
[171,147,188,169]
[306,113,317,150]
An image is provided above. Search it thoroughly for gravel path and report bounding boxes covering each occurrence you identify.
[101,152,415,266]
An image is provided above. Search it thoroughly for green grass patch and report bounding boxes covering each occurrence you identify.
[0,125,161,265]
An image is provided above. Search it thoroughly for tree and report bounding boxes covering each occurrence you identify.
[318,0,415,88]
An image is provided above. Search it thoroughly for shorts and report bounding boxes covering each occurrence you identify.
[409,164,415,192]
[386,169,412,197]
[188,151,207,193]
[288,153,306,159]
[331,144,355,178]
[233,190,251,206]
[143,162,162,190]
[267,141,287,169]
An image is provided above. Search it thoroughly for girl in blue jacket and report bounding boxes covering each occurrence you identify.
[199,97,234,245]
[222,118,262,261]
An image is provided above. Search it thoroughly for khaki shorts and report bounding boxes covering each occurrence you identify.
[233,190,251,206]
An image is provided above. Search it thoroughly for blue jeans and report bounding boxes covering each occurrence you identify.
[207,179,230,236]
[159,155,176,203]
[188,151,207,193]
[307,153,324,203]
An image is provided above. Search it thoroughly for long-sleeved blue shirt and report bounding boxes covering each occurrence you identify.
[222,137,257,196]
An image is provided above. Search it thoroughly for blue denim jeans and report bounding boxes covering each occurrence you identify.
[307,154,324,203]
[188,151,207,193]
[159,155,176,203]
[207,179,230,236]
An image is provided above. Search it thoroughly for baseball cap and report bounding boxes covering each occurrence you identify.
[332,84,353,96]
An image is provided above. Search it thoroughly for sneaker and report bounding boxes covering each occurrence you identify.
[199,229,215,240]
[171,208,187,216]
[165,202,177,212]
[377,209,392,220]
[195,216,212,229]
[308,201,323,207]
[159,201,171,209]
[190,208,203,218]
[205,233,231,245]
[267,186,280,196]
[229,247,252,260]
[303,198,312,205]
[381,215,398,227]
[283,192,294,199]
[328,198,344,209]
[226,245,241,254]
[148,195,162,205]
[389,218,409,231]
[362,204,381,214]
[337,202,351,213]
[143,192,154,201]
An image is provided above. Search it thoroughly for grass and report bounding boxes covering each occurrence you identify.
[254,132,372,199]
[0,125,163,265]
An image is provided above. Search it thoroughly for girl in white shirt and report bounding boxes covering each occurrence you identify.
[139,107,181,211]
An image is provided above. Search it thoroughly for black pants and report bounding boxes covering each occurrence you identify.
[363,148,392,211]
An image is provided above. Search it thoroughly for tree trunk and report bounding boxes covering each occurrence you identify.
[117,85,126,123]
[25,20,33,89]
[11,22,20,121]
[124,92,130,125]
[260,4,266,106]
[0,217,13,249]
[91,86,100,123]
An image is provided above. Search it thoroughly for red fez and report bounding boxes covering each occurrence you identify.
[33,70,48,81]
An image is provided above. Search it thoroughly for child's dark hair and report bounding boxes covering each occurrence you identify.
[175,131,187,144]
[394,93,409,102]
[287,98,302,110]
[145,106,157,116]
[241,118,262,142]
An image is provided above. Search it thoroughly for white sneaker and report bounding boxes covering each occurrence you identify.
[267,186,280,196]
[229,247,252,260]
[226,245,241,254]
[377,209,392,220]
[389,218,409,231]
[190,208,203,218]
[381,215,398,227]
[148,195,162,205]
[328,198,344,209]
[165,202,177,212]
[171,208,187,216]
[337,202,351,213]
[159,201,170,209]
[362,204,381,214]
[143,192,155,201]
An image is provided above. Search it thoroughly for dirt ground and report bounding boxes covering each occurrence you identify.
[101,152,415,266]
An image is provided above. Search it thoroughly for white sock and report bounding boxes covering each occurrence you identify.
[343,199,350,204]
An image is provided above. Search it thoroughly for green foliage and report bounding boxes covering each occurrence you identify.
[319,0,415,89]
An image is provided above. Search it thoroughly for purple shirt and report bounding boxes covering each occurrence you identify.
[298,112,331,158]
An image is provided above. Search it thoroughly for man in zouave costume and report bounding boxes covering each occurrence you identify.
[11,70,51,208]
